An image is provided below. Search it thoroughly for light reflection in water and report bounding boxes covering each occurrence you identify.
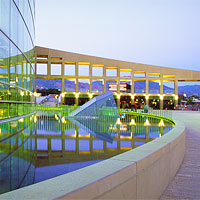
[0,111,174,194]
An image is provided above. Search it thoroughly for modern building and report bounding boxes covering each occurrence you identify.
[0,0,36,193]
[35,46,200,109]
[0,0,35,120]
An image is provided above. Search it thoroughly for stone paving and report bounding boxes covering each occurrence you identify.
[160,111,200,199]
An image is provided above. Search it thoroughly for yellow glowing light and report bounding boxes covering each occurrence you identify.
[130,119,136,126]
[117,94,120,99]
[116,118,121,125]
[19,118,24,122]
[160,95,163,100]
[78,62,90,65]
[75,93,79,98]
[20,91,24,96]
[88,93,93,98]
[144,119,150,126]
[159,119,165,127]
[145,94,149,99]
[61,93,65,98]
[34,116,37,123]
[106,66,117,69]
[175,95,178,100]
[33,92,38,97]
[131,94,135,99]
[55,114,59,120]
[163,75,176,78]
[61,117,65,123]
[92,64,104,67]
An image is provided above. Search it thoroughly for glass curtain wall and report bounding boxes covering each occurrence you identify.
[0,0,36,194]
[0,0,35,119]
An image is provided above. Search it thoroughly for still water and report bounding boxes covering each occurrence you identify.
[0,111,174,194]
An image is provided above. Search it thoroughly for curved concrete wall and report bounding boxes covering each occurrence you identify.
[0,120,185,200]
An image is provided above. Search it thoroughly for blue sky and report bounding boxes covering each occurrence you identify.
[35,0,200,71]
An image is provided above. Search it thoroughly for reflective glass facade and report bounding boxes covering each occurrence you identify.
[0,0,35,119]
[0,0,35,194]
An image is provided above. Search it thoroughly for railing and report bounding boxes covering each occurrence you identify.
[120,107,172,120]
[36,105,172,120]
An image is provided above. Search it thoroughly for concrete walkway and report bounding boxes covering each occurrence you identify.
[160,111,200,199]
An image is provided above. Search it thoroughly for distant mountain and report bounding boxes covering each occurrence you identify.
[36,79,61,90]
[36,79,200,96]
[178,85,200,96]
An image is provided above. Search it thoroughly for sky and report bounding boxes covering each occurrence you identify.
[35,0,200,72]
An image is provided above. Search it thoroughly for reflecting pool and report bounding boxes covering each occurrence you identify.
[0,111,174,194]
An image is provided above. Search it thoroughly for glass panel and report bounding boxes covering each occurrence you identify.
[51,64,61,75]
[148,74,160,78]
[106,68,117,77]
[0,0,10,35]
[134,81,145,93]
[163,81,174,94]
[106,80,117,92]
[16,64,22,74]
[134,73,145,77]
[51,139,62,151]
[92,80,103,93]
[149,81,160,94]
[23,62,27,75]
[120,81,131,93]
[64,64,75,76]
[120,70,131,77]
[0,32,9,80]
[178,81,200,96]
[36,79,61,90]
[78,65,89,76]
[92,67,103,76]
[37,63,47,75]
[78,80,89,92]
[64,79,75,92]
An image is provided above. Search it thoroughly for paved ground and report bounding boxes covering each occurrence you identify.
[160,111,200,199]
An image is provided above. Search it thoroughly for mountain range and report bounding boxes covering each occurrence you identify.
[36,79,200,96]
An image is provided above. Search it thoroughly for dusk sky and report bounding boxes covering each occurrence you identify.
[35,0,200,72]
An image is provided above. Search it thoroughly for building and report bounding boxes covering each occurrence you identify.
[0,0,35,120]
[35,46,200,109]
[0,0,36,193]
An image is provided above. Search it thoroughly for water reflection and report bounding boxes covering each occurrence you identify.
[0,111,173,194]
[35,111,173,166]
[0,116,35,194]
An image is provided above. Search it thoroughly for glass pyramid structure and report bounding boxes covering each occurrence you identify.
[68,91,119,118]
[68,117,117,142]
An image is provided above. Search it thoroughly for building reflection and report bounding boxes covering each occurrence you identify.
[0,112,173,193]
[0,116,35,194]
[34,112,173,167]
